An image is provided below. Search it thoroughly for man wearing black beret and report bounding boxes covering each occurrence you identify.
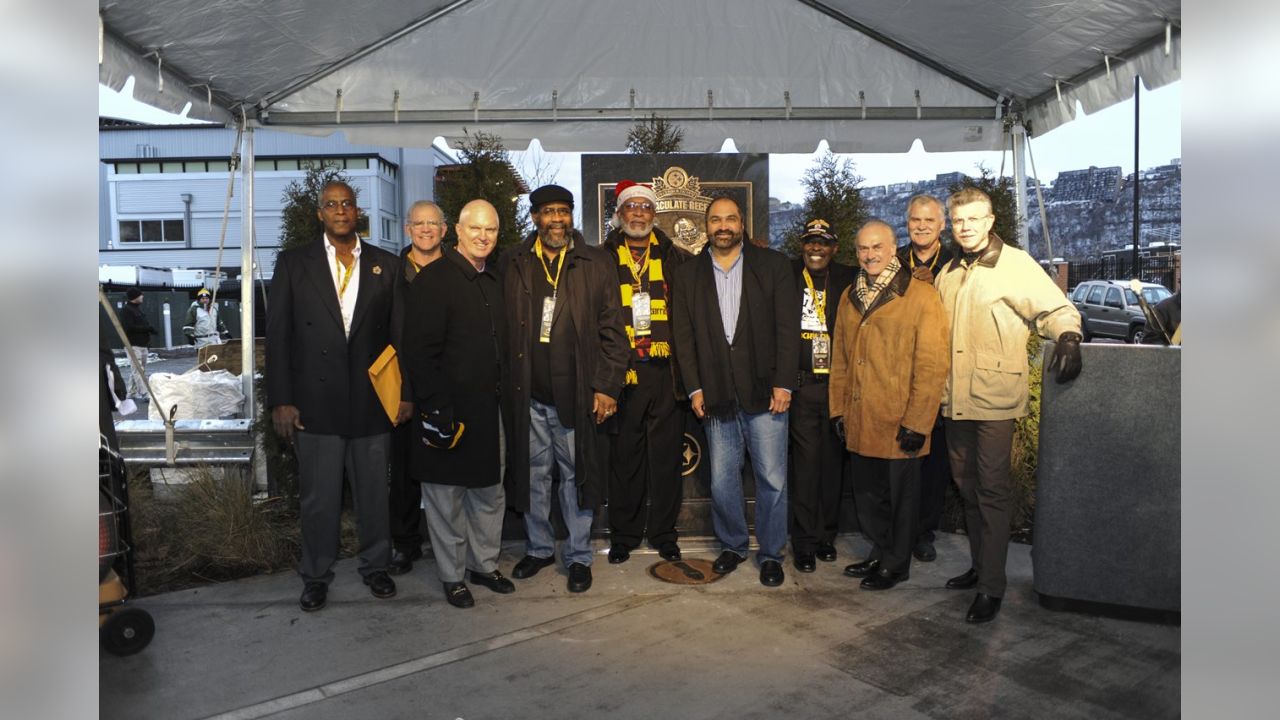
[503,185,630,593]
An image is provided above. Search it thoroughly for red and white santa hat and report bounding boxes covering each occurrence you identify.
[615,180,658,208]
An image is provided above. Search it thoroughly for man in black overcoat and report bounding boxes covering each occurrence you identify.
[503,185,630,594]
[403,199,513,609]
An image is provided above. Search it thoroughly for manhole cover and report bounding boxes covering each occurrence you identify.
[646,558,725,585]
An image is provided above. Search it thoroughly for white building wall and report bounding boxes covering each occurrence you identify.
[99,123,448,279]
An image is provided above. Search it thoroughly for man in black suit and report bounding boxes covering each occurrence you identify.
[266,180,411,612]
[788,219,855,572]
[671,196,799,587]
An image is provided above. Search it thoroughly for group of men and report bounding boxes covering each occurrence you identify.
[265,178,1083,624]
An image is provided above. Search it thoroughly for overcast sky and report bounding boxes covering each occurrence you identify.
[100,80,1180,206]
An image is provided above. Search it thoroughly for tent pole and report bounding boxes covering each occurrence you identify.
[240,125,256,419]
[1011,119,1031,252]
[1131,75,1141,277]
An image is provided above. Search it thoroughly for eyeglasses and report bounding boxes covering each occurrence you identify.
[321,199,356,211]
[621,202,655,212]
[409,220,446,228]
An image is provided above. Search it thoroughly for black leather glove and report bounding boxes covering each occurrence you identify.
[832,416,846,442]
[1047,331,1083,384]
[897,426,926,453]
[421,408,465,450]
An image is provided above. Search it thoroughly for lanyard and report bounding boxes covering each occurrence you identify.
[623,234,655,286]
[909,247,941,272]
[535,239,567,293]
[802,267,828,322]
[335,255,355,306]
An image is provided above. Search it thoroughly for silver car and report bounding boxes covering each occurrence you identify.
[1070,280,1172,343]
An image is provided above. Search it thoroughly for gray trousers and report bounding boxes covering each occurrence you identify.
[126,346,149,398]
[421,482,506,583]
[294,430,391,584]
[945,418,1016,597]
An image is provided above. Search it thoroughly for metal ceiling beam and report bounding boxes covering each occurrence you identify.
[795,0,1001,101]
[101,22,240,114]
[259,0,476,109]
[1025,27,1180,111]
[262,105,999,126]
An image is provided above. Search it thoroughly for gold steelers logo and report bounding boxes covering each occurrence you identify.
[681,432,701,477]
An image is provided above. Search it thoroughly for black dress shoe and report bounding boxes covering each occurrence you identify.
[712,550,745,574]
[389,547,422,576]
[815,542,837,562]
[299,582,327,612]
[842,558,880,578]
[657,541,682,561]
[793,551,817,573]
[567,563,593,593]
[912,538,937,562]
[860,569,909,591]
[511,554,556,579]
[946,568,980,590]
[966,593,1002,623]
[468,569,516,594]
[363,571,397,599]
[608,543,631,564]
[759,560,785,587]
[443,582,475,609]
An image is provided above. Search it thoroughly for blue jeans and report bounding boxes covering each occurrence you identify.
[525,399,595,567]
[704,408,789,563]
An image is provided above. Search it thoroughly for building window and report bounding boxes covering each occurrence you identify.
[119,219,185,243]
[382,218,393,241]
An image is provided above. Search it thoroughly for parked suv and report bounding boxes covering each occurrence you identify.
[1070,279,1172,343]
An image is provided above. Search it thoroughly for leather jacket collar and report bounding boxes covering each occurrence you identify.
[947,232,1005,272]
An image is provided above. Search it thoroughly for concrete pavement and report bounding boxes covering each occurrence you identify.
[99,533,1179,720]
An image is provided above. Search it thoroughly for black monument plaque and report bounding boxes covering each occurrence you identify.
[580,153,769,250]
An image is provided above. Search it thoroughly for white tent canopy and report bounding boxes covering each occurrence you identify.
[98,0,1180,419]
[100,0,1180,152]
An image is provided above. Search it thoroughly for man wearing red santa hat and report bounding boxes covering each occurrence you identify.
[602,180,693,565]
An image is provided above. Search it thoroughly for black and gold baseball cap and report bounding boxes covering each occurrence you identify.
[800,218,837,243]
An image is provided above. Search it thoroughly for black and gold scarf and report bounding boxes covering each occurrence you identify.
[616,233,671,385]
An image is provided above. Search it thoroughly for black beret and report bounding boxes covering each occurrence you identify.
[126,288,143,300]
[529,184,574,210]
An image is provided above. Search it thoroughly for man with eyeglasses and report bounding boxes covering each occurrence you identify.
[934,187,1083,624]
[266,180,411,612]
[387,200,448,576]
[600,180,692,565]
[503,184,629,594]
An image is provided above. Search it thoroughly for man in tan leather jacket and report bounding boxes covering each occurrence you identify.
[829,220,949,592]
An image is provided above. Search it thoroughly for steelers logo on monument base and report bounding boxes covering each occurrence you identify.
[681,432,702,477]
